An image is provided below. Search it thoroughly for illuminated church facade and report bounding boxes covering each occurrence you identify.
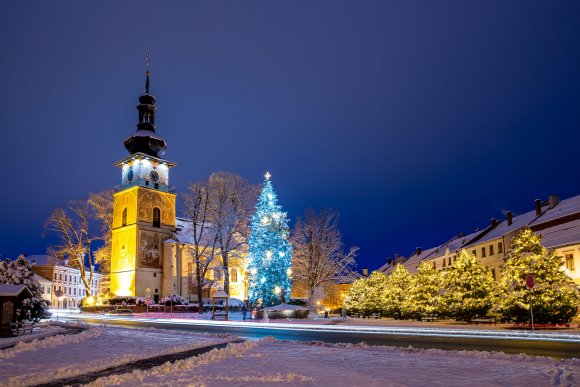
[109,65,248,301]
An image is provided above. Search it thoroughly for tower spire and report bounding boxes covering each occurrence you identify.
[145,50,151,94]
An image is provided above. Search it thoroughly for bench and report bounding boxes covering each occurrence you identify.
[9,322,35,336]
[421,314,438,322]
[370,313,381,319]
[470,316,496,325]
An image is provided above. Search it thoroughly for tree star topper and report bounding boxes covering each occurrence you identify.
[265,171,271,181]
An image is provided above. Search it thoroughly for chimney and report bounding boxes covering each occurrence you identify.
[548,195,559,209]
[506,211,513,226]
[534,199,542,216]
[416,247,422,255]
[387,258,392,265]
[490,218,498,226]
[362,268,369,277]
[394,253,400,260]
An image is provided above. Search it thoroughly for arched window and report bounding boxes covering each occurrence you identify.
[153,207,161,227]
[122,207,127,227]
[231,268,238,283]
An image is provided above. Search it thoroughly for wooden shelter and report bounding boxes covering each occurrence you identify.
[0,285,33,337]
[211,289,229,320]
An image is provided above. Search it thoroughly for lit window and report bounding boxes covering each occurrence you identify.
[231,268,238,283]
[565,254,575,271]
[153,207,161,227]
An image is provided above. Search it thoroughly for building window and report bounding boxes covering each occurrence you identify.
[448,257,452,266]
[74,288,77,295]
[565,254,575,271]
[41,286,45,294]
[491,268,496,280]
[231,268,238,283]
[214,269,222,281]
[47,287,50,294]
[54,272,57,280]
[153,207,161,228]
[442,259,446,268]
[60,273,62,280]
[433,262,436,270]
[481,247,486,258]
[498,242,503,254]
[472,250,476,257]
[489,245,494,255]
[153,273,157,277]
[122,207,128,227]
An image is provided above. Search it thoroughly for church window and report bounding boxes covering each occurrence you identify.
[214,269,223,281]
[122,207,127,226]
[498,242,503,254]
[472,250,477,257]
[231,268,238,282]
[489,244,494,255]
[481,247,486,257]
[565,254,575,271]
[153,207,161,227]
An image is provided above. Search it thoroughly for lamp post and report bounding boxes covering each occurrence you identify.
[54,290,64,322]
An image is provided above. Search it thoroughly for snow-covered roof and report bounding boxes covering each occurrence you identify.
[173,217,218,245]
[531,194,580,227]
[463,207,544,248]
[34,273,52,283]
[536,218,580,249]
[27,254,59,266]
[0,284,32,297]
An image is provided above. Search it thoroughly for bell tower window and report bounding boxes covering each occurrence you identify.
[122,208,127,227]
[153,207,161,228]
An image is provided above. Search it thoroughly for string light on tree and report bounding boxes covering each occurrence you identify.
[247,172,293,307]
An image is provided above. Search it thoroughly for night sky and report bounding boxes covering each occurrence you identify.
[1,1,579,270]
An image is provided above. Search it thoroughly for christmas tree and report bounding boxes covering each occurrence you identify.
[345,271,388,316]
[383,264,411,318]
[402,261,444,319]
[247,173,293,307]
[496,228,579,324]
[442,250,495,321]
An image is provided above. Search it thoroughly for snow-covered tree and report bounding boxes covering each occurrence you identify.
[208,172,257,295]
[402,261,444,319]
[495,228,579,324]
[88,190,114,295]
[442,250,495,321]
[383,264,412,318]
[46,192,113,298]
[247,173,292,307]
[0,255,50,321]
[182,180,220,313]
[291,208,358,304]
[345,271,388,316]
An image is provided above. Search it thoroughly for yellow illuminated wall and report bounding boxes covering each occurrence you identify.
[110,185,176,297]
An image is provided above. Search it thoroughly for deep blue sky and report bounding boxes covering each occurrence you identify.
[1,1,579,270]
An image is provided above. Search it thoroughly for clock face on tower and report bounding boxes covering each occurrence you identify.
[149,170,160,183]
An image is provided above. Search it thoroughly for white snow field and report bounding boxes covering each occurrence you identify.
[0,323,234,387]
[90,338,579,387]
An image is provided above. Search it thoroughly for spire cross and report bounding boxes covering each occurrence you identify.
[265,171,271,180]
[145,50,151,94]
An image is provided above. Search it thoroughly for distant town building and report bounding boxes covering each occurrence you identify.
[29,255,104,309]
[378,194,580,284]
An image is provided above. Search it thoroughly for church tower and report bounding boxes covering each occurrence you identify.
[110,56,176,298]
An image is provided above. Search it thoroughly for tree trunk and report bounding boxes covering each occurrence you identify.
[223,253,230,295]
[195,260,203,314]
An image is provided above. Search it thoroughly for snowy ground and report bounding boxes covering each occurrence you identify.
[0,323,235,387]
[0,322,68,349]
[88,338,580,387]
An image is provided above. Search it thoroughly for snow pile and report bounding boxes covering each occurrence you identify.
[0,325,234,387]
[0,326,103,359]
[89,337,577,386]
[89,341,257,386]
[0,324,67,349]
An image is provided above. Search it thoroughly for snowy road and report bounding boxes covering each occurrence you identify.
[57,312,580,359]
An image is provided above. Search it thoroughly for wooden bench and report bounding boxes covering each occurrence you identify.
[9,322,34,336]
[470,316,496,325]
[421,314,438,322]
[370,313,381,319]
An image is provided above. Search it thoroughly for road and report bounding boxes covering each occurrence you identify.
[57,313,580,359]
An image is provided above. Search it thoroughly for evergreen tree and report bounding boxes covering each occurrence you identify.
[496,228,579,324]
[402,261,443,319]
[383,264,412,318]
[0,255,51,321]
[247,173,292,307]
[442,250,495,321]
[345,271,388,316]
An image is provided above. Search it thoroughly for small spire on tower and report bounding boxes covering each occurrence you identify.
[265,171,271,181]
[145,50,151,94]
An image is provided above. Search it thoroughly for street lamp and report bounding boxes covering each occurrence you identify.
[54,289,64,321]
